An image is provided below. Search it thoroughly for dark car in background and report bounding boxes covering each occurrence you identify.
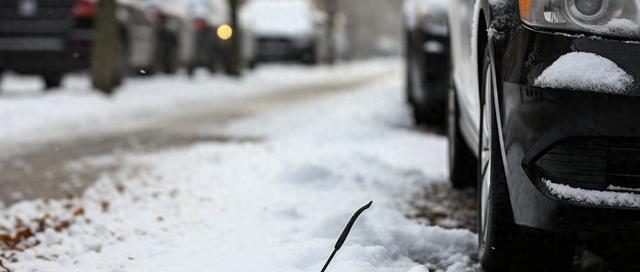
[242,0,328,66]
[149,0,190,74]
[0,0,157,90]
[448,0,640,270]
[188,0,234,75]
[403,0,450,127]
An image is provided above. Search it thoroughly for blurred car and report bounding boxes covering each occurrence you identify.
[242,0,328,66]
[449,0,640,270]
[0,0,157,90]
[148,0,194,74]
[187,0,231,74]
[402,0,449,127]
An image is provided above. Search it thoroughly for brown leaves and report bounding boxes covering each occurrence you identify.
[0,235,15,250]
[73,207,85,217]
[116,183,126,194]
[100,201,110,213]
[0,259,11,272]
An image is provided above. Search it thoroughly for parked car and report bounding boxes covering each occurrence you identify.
[449,0,640,270]
[402,0,450,127]
[0,0,157,90]
[242,0,328,66]
[148,0,194,74]
[187,0,231,74]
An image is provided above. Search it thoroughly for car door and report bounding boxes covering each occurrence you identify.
[117,0,156,69]
[449,0,481,144]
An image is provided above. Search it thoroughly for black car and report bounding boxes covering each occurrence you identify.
[403,0,450,127]
[0,0,157,90]
[448,0,640,270]
[187,0,234,75]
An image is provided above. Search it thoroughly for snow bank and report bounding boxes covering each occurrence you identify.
[543,179,640,208]
[0,59,397,155]
[0,73,478,271]
[534,52,634,93]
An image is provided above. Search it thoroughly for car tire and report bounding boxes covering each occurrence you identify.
[478,46,574,272]
[249,59,258,70]
[160,34,178,74]
[409,58,435,126]
[447,79,477,189]
[42,74,62,90]
[187,65,196,77]
[405,30,414,104]
[407,34,445,127]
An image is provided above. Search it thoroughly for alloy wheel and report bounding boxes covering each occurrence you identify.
[480,58,494,247]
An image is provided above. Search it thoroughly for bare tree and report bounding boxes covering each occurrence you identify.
[91,0,124,95]
[326,0,337,64]
[227,0,243,76]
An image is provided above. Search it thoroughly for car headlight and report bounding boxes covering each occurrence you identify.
[519,0,640,38]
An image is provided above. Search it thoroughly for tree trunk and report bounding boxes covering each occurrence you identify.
[326,0,337,64]
[227,0,242,77]
[91,0,124,95]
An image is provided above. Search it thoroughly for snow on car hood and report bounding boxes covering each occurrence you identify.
[534,52,634,94]
[241,0,315,37]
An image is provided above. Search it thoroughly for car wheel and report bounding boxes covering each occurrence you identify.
[408,37,444,127]
[405,30,414,104]
[160,35,178,74]
[187,65,196,77]
[409,56,433,125]
[249,59,258,70]
[478,46,574,272]
[42,74,62,90]
[447,76,477,189]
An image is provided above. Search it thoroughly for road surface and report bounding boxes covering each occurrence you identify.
[0,65,396,205]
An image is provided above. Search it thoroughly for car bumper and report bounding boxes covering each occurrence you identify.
[254,37,313,62]
[0,29,94,74]
[499,25,640,232]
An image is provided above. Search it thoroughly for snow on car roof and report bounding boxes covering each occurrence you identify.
[241,0,316,37]
[403,0,449,29]
[188,0,230,25]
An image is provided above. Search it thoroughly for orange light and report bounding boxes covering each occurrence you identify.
[217,24,233,40]
[519,0,533,21]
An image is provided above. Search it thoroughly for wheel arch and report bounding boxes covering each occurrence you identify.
[477,1,511,189]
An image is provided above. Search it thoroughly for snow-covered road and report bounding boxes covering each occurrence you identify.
[0,61,479,272]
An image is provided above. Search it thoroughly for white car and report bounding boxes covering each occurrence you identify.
[241,0,329,65]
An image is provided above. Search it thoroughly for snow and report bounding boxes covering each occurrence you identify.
[0,63,478,271]
[543,179,640,208]
[241,0,316,37]
[0,59,396,156]
[533,52,634,93]
[604,19,640,37]
[402,0,449,30]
